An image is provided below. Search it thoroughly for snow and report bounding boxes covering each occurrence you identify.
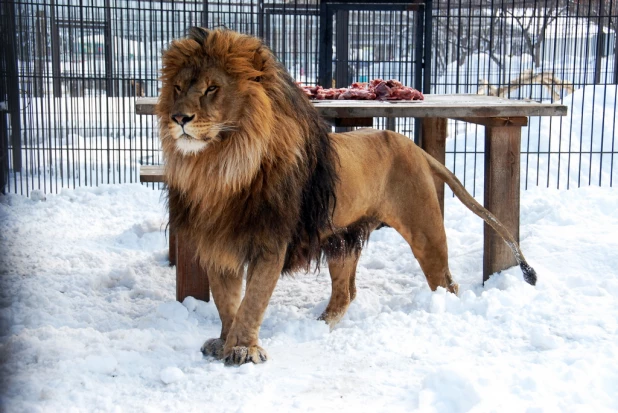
[1,181,618,412]
[160,367,186,385]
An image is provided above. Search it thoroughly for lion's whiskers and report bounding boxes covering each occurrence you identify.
[213,122,238,133]
[216,127,238,133]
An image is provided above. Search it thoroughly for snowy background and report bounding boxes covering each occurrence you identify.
[1,85,618,411]
[8,84,617,196]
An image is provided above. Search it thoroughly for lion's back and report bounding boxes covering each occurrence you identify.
[332,128,421,176]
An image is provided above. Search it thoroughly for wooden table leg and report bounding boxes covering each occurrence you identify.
[483,124,521,282]
[168,188,210,302]
[175,232,210,303]
[168,226,177,266]
[421,117,447,217]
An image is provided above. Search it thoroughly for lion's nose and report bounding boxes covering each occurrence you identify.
[171,113,195,126]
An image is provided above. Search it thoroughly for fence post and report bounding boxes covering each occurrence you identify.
[201,0,209,28]
[50,0,62,98]
[2,0,21,173]
[257,0,264,39]
[34,10,47,97]
[414,3,425,145]
[334,10,349,88]
[319,2,333,88]
[104,0,115,97]
[594,0,606,85]
[0,2,6,193]
[0,111,6,194]
[423,0,433,95]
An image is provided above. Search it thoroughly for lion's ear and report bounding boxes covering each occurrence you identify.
[252,47,266,82]
[188,27,210,45]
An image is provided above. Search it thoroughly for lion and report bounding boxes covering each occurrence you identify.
[156,27,537,366]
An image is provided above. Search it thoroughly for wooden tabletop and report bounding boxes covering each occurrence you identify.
[139,165,165,182]
[135,94,567,118]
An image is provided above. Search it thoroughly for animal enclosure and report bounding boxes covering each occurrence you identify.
[0,0,616,195]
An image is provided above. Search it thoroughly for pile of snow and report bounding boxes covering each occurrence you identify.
[1,183,617,411]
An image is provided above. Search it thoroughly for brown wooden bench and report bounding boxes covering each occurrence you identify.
[140,165,210,302]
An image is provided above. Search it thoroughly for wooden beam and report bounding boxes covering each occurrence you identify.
[175,232,210,303]
[421,117,447,217]
[483,125,521,282]
[453,116,528,127]
[135,96,568,118]
[167,230,178,267]
[135,98,157,115]
[139,165,165,183]
[324,117,373,127]
[138,167,211,301]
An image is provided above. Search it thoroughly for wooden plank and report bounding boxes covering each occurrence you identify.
[483,125,521,282]
[453,116,528,127]
[175,232,210,302]
[139,165,165,183]
[421,117,447,217]
[135,95,568,118]
[135,97,157,115]
[163,180,175,267]
[168,226,177,267]
[313,101,566,119]
[324,117,373,127]
[142,170,176,269]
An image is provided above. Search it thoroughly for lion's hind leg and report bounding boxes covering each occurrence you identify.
[319,253,360,329]
[396,216,459,295]
[319,219,380,329]
[386,187,459,295]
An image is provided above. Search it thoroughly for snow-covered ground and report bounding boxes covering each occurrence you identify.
[1,182,617,412]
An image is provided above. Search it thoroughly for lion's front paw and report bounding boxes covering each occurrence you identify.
[201,338,226,359]
[318,311,344,331]
[223,345,269,366]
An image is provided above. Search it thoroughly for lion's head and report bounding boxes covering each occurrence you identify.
[157,27,309,195]
[156,27,338,274]
[157,28,274,154]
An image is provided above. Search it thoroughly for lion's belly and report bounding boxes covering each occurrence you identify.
[330,130,399,228]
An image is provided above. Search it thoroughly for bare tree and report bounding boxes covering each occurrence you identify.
[503,3,568,67]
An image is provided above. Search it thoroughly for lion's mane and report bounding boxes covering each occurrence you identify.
[156,28,339,274]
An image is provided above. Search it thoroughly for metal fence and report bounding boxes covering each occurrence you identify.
[1,0,617,196]
[431,0,618,194]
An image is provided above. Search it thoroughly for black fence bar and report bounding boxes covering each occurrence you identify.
[414,2,425,144]
[0,0,616,196]
[319,1,333,88]
[2,0,21,179]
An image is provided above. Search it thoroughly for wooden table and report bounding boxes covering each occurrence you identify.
[136,95,566,302]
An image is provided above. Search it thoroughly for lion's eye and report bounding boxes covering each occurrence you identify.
[205,85,218,95]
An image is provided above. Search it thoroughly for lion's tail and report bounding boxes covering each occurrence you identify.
[422,151,537,286]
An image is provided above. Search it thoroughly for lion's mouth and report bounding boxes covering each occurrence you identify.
[180,133,196,140]
[179,133,210,142]
[175,134,210,155]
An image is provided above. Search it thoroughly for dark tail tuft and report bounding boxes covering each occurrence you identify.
[520,262,537,286]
